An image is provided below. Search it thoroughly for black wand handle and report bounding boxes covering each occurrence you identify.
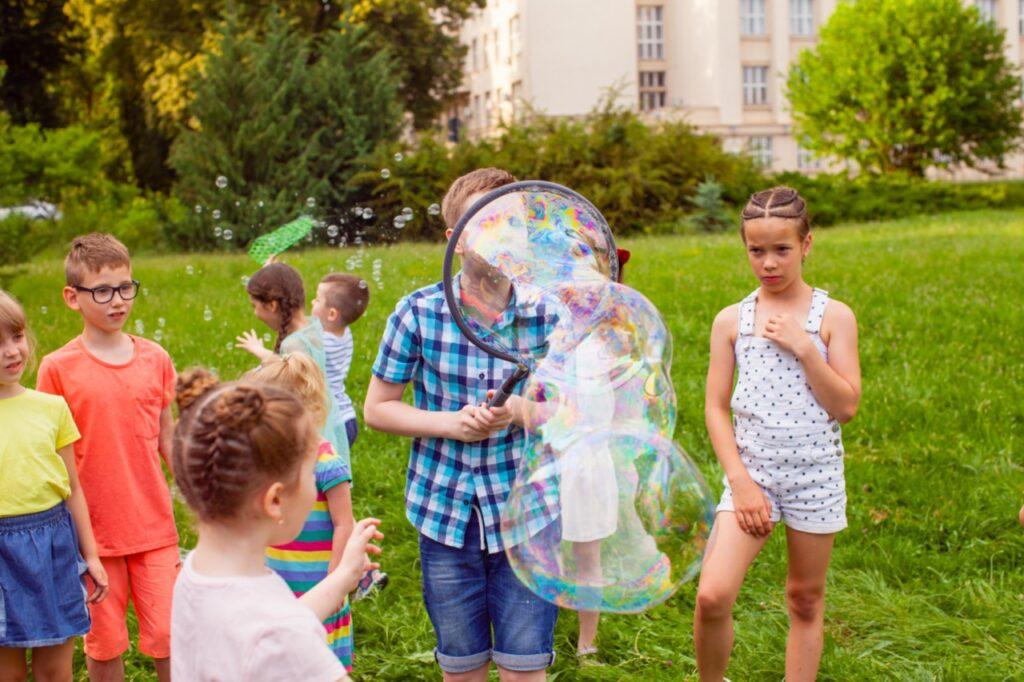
[487,364,530,408]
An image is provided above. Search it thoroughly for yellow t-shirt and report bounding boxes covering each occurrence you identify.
[0,388,81,517]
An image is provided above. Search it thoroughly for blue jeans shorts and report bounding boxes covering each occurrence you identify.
[344,418,358,448]
[419,510,558,674]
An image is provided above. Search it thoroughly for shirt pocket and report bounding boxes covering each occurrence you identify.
[135,392,164,441]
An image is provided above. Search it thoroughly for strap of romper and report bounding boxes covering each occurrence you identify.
[737,288,759,336]
[805,288,830,334]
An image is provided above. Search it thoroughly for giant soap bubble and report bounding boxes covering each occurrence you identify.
[446,181,715,613]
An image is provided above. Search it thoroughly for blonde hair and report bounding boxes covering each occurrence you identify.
[246,353,329,429]
[441,167,517,229]
[0,289,36,374]
[64,233,131,286]
[172,369,318,521]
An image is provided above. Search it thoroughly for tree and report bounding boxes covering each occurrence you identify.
[0,0,80,127]
[169,9,402,249]
[787,0,1023,176]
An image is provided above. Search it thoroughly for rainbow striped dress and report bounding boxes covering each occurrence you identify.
[266,441,354,670]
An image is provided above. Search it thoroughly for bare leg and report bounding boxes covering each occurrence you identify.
[28,641,75,682]
[694,512,771,682]
[573,540,603,653]
[86,656,125,682]
[444,664,490,682]
[0,648,28,682]
[498,668,546,681]
[784,528,835,682]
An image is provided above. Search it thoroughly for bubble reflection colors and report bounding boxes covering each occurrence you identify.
[452,184,715,613]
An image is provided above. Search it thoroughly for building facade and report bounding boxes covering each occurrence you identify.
[450,0,1024,175]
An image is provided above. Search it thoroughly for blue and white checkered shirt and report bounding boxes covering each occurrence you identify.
[372,278,552,553]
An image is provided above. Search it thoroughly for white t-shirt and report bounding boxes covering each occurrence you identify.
[171,553,347,681]
[323,328,356,422]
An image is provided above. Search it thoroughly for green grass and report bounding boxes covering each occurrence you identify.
[4,209,1024,680]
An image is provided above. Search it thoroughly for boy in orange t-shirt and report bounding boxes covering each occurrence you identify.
[37,233,178,681]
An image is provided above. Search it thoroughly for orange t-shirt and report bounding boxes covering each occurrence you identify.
[37,335,178,556]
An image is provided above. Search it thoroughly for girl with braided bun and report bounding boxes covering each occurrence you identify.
[245,353,356,672]
[694,187,861,681]
[169,368,382,681]
[236,262,351,477]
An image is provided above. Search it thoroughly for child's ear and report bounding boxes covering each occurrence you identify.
[328,307,340,323]
[62,286,81,311]
[260,481,286,522]
[269,300,280,313]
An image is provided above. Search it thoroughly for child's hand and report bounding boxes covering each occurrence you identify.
[763,314,814,358]
[474,391,516,433]
[85,556,109,604]
[730,474,774,537]
[235,329,273,361]
[336,518,383,585]
[446,405,492,443]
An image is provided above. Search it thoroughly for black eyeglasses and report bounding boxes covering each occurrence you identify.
[74,280,140,304]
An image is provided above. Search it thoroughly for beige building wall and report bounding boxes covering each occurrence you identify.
[452,0,1024,176]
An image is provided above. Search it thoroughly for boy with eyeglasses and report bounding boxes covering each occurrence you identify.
[37,232,178,682]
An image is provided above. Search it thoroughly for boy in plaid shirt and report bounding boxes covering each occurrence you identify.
[365,169,558,680]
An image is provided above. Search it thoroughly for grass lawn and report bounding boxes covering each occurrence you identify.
[4,209,1024,680]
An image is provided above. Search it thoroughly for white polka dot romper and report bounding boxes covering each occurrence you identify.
[716,287,847,534]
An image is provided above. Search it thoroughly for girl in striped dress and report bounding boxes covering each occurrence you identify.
[247,353,356,670]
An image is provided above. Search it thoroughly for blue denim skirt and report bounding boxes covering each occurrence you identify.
[0,502,91,647]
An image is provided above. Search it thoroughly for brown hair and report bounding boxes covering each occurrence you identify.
[245,353,329,429]
[319,273,369,327]
[64,233,131,286]
[172,367,318,521]
[0,290,36,374]
[441,167,518,229]
[740,187,811,241]
[246,263,305,354]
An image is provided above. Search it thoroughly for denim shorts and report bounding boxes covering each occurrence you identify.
[0,502,91,647]
[419,508,558,674]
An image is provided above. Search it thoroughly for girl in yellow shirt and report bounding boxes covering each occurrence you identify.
[0,290,108,678]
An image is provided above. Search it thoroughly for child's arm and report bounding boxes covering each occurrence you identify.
[158,405,174,469]
[706,307,773,537]
[299,518,382,621]
[763,301,861,423]
[235,329,276,363]
[364,376,495,442]
[325,482,354,573]
[58,445,109,603]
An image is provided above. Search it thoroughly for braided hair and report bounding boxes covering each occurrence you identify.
[246,263,306,353]
[740,186,810,242]
[172,368,317,521]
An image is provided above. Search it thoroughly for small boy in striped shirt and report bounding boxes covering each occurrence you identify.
[310,271,387,600]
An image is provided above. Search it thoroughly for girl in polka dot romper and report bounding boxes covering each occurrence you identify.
[694,187,862,682]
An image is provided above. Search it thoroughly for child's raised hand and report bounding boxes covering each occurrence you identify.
[763,313,814,358]
[85,556,109,604]
[337,518,383,583]
[446,405,492,443]
[730,474,774,537]
[235,329,272,361]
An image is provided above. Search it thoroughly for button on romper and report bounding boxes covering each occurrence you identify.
[716,287,847,534]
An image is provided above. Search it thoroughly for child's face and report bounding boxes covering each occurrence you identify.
[310,283,339,328]
[742,218,811,292]
[63,265,135,334]
[269,442,319,545]
[0,327,29,387]
[249,296,281,330]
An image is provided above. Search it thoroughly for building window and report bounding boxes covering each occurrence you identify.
[743,65,769,106]
[975,0,997,23]
[471,38,478,72]
[483,34,489,68]
[741,0,767,36]
[638,71,667,111]
[797,144,821,170]
[510,15,521,57]
[473,94,481,127]
[493,29,500,65]
[637,6,665,60]
[748,136,774,167]
[485,91,493,127]
[511,80,523,120]
[790,0,814,36]
[1020,0,1024,34]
